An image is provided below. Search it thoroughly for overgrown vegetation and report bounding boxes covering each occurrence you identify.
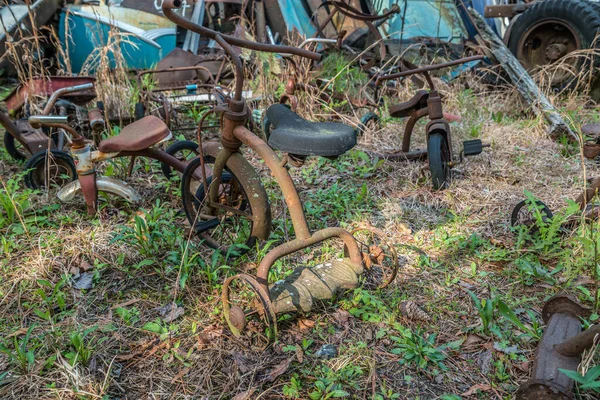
[1,11,600,398]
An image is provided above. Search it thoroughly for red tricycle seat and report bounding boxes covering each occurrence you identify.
[98,116,171,153]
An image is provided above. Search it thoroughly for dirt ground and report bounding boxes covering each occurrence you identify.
[1,78,599,399]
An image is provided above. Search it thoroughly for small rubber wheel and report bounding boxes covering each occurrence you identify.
[510,199,553,229]
[427,132,451,191]
[161,140,199,180]
[24,150,77,190]
[356,112,380,135]
[507,0,600,89]
[181,156,256,257]
[134,102,145,121]
[3,131,28,161]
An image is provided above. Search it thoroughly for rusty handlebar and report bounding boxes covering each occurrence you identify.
[162,0,321,61]
[163,0,321,101]
[376,55,486,86]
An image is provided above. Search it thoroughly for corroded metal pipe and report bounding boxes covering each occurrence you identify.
[234,125,311,241]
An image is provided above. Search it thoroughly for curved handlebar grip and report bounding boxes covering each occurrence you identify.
[162,0,322,61]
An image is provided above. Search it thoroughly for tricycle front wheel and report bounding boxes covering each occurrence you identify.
[181,155,258,257]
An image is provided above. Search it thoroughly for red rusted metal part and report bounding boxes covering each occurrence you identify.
[87,109,105,132]
[79,173,98,215]
[222,273,277,347]
[582,123,600,137]
[200,141,272,242]
[138,56,227,91]
[0,109,34,150]
[516,294,593,400]
[574,178,600,210]
[3,76,96,115]
[584,142,600,160]
[483,3,534,18]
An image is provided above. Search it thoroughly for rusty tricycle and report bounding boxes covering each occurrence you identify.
[25,108,200,215]
[266,38,488,190]
[163,0,399,346]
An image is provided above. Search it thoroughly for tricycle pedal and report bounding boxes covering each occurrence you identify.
[194,218,220,233]
[462,139,483,156]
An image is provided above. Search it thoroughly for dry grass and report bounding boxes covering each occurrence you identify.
[2,75,600,397]
[1,20,600,397]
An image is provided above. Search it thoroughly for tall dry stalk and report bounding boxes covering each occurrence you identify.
[71,9,135,125]
[1,0,50,114]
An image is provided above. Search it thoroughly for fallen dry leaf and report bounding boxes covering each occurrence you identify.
[263,358,290,382]
[232,388,257,400]
[6,327,28,339]
[332,309,351,328]
[295,347,304,363]
[298,318,315,330]
[110,298,142,310]
[463,334,485,348]
[461,383,492,397]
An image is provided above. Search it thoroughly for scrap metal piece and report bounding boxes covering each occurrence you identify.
[57,176,141,204]
[516,294,597,400]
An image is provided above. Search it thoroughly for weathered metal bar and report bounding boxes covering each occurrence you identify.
[483,3,535,18]
[233,125,311,241]
[376,55,485,84]
[42,83,95,115]
[255,227,363,292]
[162,0,322,61]
[0,109,29,149]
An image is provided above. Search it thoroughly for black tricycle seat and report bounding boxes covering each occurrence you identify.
[266,104,357,157]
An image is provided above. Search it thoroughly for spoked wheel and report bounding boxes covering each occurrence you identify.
[161,140,199,179]
[24,150,77,190]
[345,225,399,289]
[510,199,554,230]
[428,132,451,191]
[3,131,28,161]
[222,273,277,349]
[181,156,256,256]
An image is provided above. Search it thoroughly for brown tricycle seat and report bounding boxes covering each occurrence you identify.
[266,104,357,157]
[98,116,171,153]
